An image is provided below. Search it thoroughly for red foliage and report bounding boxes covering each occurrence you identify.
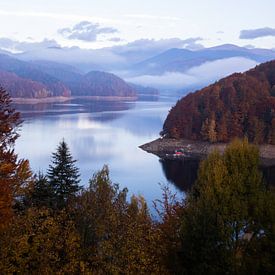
[163,60,275,144]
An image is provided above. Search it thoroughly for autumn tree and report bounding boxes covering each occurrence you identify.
[179,139,274,274]
[47,140,81,209]
[163,60,275,144]
[0,208,82,273]
[0,88,32,228]
[200,113,217,143]
[72,165,166,274]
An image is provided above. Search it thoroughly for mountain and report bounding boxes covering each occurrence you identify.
[0,54,71,97]
[68,71,137,97]
[29,60,83,83]
[162,60,275,144]
[0,70,51,98]
[0,55,137,99]
[128,83,159,96]
[131,45,275,76]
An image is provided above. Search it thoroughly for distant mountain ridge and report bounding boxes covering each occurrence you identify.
[0,54,71,97]
[0,54,138,99]
[162,60,275,144]
[131,44,275,76]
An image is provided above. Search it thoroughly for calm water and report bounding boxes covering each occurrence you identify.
[14,97,184,206]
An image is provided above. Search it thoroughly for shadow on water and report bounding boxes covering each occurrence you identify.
[159,159,200,192]
[160,158,275,193]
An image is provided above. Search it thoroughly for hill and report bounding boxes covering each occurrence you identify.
[68,71,137,97]
[0,55,137,99]
[0,70,52,98]
[0,54,71,97]
[162,60,275,144]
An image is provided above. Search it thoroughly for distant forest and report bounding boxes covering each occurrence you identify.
[163,60,275,144]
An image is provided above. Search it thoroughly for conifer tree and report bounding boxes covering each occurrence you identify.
[47,140,80,208]
[28,172,55,208]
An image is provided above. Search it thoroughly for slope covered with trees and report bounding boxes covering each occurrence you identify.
[0,71,52,98]
[0,55,137,99]
[68,71,137,97]
[162,60,275,144]
[0,54,71,97]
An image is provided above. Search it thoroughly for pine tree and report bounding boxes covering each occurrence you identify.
[28,172,55,208]
[47,140,80,208]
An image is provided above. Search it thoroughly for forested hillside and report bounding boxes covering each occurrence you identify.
[68,71,137,97]
[162,60,275,144]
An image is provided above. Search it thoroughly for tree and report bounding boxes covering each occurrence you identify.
[0,208,81,274]
[27,172,55,208]
[47,140,80,209]
[180,139,272,274]
[0,88,32,228]
[72,166,166,274]
[200,114,217,143]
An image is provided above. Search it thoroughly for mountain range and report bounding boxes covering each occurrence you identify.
[0,54,137,99]
[0,43,274,97]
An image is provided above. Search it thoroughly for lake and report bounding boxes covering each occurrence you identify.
[13,96,275,207]
[14,96,186,207]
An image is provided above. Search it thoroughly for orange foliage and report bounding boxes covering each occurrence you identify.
[163,60,275,144]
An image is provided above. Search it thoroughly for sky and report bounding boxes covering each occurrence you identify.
[0,0,274,50]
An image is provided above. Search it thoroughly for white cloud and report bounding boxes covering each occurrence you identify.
[125,14,183,21]
[240,27,275,39]
[59,21,118,42]
[0,38,60,53]
[126,57,258,89]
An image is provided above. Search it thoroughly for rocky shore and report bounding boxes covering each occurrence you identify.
[140,138,275,166]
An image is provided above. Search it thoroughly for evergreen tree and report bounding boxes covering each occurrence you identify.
[28,172,55,208]
[47,140,81,208]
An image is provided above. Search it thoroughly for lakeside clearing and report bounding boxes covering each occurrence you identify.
[140,138,275,166]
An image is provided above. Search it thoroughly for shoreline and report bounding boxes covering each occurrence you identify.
[140,138,275,167]
[11,95,138,104]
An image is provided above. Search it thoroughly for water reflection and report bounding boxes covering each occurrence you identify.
[13,99,135,122]
[160,159,200,192]
[160,158,275,192]
[15,97,178,205]
[13,96,275,205]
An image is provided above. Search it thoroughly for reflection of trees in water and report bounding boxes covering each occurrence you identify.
[159,159,200,192]
[262,166,275,186]
[13,99,134,122]
[160,158,275,192]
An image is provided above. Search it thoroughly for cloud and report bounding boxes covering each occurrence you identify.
[59,21,118,41]
[240,27,275,39]
[0,38,60,53]
[125,14,182,21]
[126,57,258,89]
[111,37,204,60]
[108,37,123,42]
